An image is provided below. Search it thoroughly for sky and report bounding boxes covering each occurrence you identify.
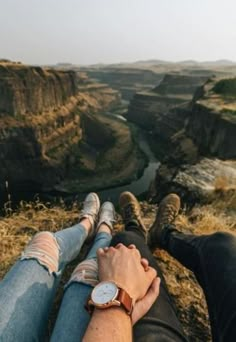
[0,0,236,65]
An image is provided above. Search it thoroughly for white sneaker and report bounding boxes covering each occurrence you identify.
[97,202,116,232]
[79,193,100,232]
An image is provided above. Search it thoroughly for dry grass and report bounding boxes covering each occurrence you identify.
[0,199,81,280]
[0,192,235,340]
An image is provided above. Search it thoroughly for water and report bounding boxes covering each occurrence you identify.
[74,113,160,203]
[86,134,160,203]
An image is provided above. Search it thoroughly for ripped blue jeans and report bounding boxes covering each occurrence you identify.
[0,223,111,342]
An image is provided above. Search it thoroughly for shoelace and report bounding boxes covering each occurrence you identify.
[123,203,140,223]
[159,204,177,225]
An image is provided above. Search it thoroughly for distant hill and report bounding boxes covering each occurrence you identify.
[200,59,236,66]
[80,59,236,70]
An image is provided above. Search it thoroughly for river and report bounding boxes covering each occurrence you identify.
[77,113,160,203]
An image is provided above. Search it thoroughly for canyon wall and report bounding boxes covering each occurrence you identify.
[127,73,208,132]
[0,64,77,116]
[125,73,236,202]
[0,62,121,194]
[152,77,236,202]
[186,78,236,159]
[80,67,164,100]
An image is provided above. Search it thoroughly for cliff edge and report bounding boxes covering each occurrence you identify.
[151,77,236,202]
[186,77,236,159]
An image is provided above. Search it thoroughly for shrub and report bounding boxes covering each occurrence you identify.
[213,78,236,96]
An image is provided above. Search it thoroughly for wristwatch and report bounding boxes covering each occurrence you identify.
[87,281,133,315]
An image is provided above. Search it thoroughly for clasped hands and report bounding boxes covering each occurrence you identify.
[97,243,161,325]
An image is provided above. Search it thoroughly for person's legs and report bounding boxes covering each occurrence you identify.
[148,192,236,342]
[51,202,115,342]
[116,192,187,342]
[0,193,100,342]
[160,226,236,342]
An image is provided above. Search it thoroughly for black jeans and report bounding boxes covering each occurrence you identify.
[111,225,236,342]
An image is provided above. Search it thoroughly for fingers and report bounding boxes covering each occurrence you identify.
[144,277,160,305]
[97,247,105,257]
[115,243,136,250]
[128,244,136,249]
[97,246,116,259]
[98,244,151,277]
[102,243,142,259]
[98,245,151,272]
[146,266,157,281]
[151,277,161,296]
[115,243,124,249]
[128,244,142,259]
[131,277,161,325]
[141,258,149,271]
[144,277,160,308]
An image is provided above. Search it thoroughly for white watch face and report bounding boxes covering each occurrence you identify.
[92,281,118,305]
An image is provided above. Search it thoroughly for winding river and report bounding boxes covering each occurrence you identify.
[80,113,160,203]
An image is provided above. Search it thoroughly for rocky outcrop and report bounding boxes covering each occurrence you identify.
[76,75,121,111]
[126,74,208,131]
[186,78,236,159]
[0,63,77,116]
[0,62,121,195]
[0,98,83,192]
[79,67,163,100]
[149,77,236,203]
[152,73,207,96]
[151,158,236,204]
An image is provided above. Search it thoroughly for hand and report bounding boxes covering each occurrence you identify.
[131,277,160,325]
[97,243,157,303]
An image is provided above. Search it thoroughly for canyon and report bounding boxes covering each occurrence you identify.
[0,61,145,202]
[0,60,236,206]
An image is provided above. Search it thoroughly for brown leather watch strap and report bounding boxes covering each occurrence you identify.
[117,288,133,315]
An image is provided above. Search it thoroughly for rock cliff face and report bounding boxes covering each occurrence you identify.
[0,64,77,116]
[125,73,236,202]
[80,67,163,100]
[76,76,121,111]
[151,158,236,204]
[126,74,208,131]
[0,62,121,195]
[150,77,236,202]
[186,78,236,159]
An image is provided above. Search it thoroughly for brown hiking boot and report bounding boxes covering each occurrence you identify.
[119,191,147,239]
[148,193,180,250]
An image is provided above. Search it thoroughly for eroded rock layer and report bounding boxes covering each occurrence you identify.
[186,77,236,159]
[152,77,236,202]
[0,64,77,116]
[0,63,121,194]
[80,67,163,100]
[126,74,208,131]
